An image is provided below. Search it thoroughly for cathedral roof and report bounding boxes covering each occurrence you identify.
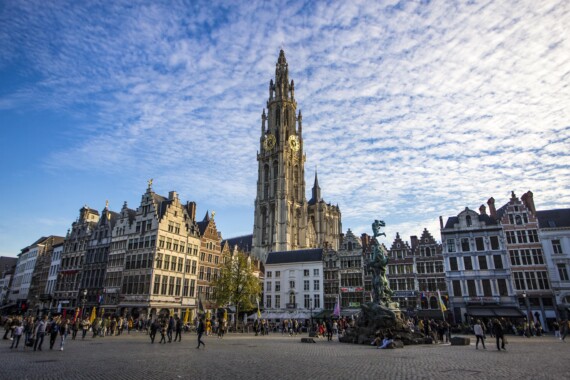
[222,234,253,253]
[266,248,323,265]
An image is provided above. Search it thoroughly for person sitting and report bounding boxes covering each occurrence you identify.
[378,330,394,349]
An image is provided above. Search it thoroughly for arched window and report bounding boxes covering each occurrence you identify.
[289,292,296,305]
[430,296,438,309]
[466,215,472,226]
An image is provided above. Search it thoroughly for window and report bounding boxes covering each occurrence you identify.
[467,280,477,296]
[493,255,503,269]
[536,271,550,289]
[161,276,168,295]
[506,231,516,244]
[314,269,319,276]
[304,280,309,291]
[525,272,537,290]
[153,275,161,294]
[304,294,310,308]
[447,239,455,253]
[513,272,525,290]
[304,269,309,276]
[463,257,473,270]
[490,236,499,250]
[289,292,296,304]
[497,279,508,296]
[552,240,563,254]
[466,215,472,226]
[189,279,196,297]
[482,279,492,296]
[275,281,280,292]
[164,255,170,271]
[475,237,485,251]
[266,295,271,308]
[478,255,488,270]
[313,294,320,308]
[267,271,272,278]
[289,280,295,289]
[168,276,175,295]
[175,277,181,295]
[183,279,189,297]
[171,257,177,271]
[558,264,569,281]
[527,230,539,243]
[191,260,197,275]
[461,238,470,252]
[510,250,521,266]
[449,257,458,271]
[266,281,272,292]
[452,280,462,297]
[275,271,281,278]
[531,249,544,265]
[516,231,528,244]
[275,295,280,308]
[515,215,523,225]
[314,280,320,291]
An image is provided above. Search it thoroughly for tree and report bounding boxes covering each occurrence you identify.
[212,251,261,330]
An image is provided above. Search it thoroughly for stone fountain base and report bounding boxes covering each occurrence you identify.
[339,302,426,346]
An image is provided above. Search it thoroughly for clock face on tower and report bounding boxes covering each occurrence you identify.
[288,135,300,151]
[264,134,276,150]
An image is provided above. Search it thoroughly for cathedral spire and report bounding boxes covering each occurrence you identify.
[311,170,321,204]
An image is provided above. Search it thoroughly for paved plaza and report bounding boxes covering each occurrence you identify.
[1,332,568,380]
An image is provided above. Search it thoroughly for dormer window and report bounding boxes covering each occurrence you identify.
[466,215,472,227]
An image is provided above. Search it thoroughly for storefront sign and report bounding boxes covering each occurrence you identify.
[340,287,364,293]
[464,296,500,304]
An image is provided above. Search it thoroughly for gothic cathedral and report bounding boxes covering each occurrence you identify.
[252,50,342,262]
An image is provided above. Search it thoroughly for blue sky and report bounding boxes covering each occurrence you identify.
[1,0,569,258]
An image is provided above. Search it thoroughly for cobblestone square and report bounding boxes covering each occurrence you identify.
[1,332,568,380]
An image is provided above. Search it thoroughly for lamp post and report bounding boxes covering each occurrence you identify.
[81,289,88,319]
[522,290,531,336]
[309,298,313,330]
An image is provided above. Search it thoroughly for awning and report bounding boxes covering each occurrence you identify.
[467,307,524,318]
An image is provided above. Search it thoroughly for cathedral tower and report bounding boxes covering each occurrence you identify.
[252,50,342,261]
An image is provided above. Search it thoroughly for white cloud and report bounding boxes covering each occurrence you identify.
[0,0,569,254]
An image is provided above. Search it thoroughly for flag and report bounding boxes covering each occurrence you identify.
[72,308,80,323]
[89,307,97,324]
[437,290,447,312]
[333,295,341,318]
[256,298,261,320]
[183,308,190,324]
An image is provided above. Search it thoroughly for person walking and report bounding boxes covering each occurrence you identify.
[10,322,23,349]
[174,316,182,342]
[167,315,175,343]
[81,318,90,340]
[196,317,206,349]
[159,319,167,344]
[561,319,569,342]
[59,319,69,351]
[48,317,60,350]
[493,319,506,351]
[149,319,159,344]
[474,320,486,350]
[33,315,48,351]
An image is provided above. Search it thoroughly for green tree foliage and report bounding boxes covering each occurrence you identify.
[212,252,261,327]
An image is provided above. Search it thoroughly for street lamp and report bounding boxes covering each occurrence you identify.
[522,290,531,336]
[81,289,88,319]
[309,298,313,330]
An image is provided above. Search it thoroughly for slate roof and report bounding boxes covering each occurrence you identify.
[536,209,570,229]
[266,248,323,265]
[222,234,253,253]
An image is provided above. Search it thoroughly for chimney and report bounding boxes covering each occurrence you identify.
[360,233,370,251]
[168,191,178,200]
[187,201,196,221]
[521,191,536,215]
[487,197,496,219]
[439,216,444,229]
[479,204,487,215]
[410,236,419,250]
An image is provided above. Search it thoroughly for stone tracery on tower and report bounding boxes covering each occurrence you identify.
[252,50,342,262]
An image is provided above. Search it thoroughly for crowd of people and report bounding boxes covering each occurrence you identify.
[3,312,570,352]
